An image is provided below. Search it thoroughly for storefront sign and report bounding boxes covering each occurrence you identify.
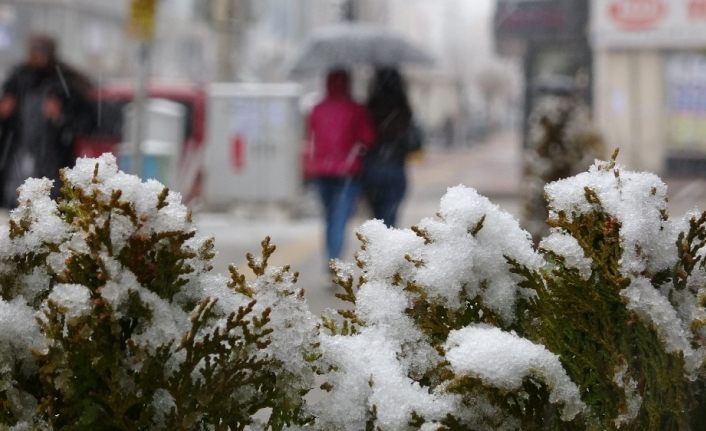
[608,0,667,30]
[690,0,706,18]
[593,0,706,48]
[495,0,589,55]
[495,0,567,35]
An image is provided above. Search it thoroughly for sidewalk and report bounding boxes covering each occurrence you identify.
[400,131,523,226]
[409,131,522,199]
[666,177,706,217]
[416,130,706,218]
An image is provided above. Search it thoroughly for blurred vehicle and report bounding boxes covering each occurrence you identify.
[75,83,206,204]
[76,82,304,210]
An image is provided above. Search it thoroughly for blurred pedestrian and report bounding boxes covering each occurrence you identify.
[363,68,422,227]
[442,115,456,148]
[0,35,94,207]
[305,69,375,261]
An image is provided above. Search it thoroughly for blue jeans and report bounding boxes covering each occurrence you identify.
[363,160,406,227]
[317,177,360,260]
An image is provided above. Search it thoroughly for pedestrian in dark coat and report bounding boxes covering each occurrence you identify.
[363,68,422,227]
[0,35,94,207]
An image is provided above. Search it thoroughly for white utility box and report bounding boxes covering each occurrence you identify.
[204,83,303,209]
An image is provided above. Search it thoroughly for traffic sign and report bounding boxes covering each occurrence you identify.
[128,0,157,41]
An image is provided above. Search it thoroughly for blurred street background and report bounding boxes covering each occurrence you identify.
[2,0,706,313]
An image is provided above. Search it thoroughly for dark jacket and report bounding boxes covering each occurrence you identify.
[0,62,94,205]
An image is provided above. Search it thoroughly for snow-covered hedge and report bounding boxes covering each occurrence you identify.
[1,154,706,430]
[0,155,317,429]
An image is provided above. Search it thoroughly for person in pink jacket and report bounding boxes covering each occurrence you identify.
[305,69,375,260]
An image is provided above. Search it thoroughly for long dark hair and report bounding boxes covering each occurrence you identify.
[366,68,412,143]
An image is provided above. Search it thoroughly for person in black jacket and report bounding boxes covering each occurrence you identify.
[0,35,94,207]
[363,68,422,227]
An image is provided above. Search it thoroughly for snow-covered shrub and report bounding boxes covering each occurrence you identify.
[524,155,706,430]
[312,186,587,430]
[2,153,706,431]
[0,154,317,430]
[316,155,706,430]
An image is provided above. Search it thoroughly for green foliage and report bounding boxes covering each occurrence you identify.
[0,157,314,430]
[673,212,706,293]
[322,221,568,430]
[33,295,280,430]
[517,189,697,430]
[321,159,706,430]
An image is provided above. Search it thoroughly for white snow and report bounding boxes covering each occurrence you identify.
[612,361,642,428]
[0,298,44,373]
[317,184,585,428]
[7,177,70,257]
[620,277,705,376]
[355,280,440,376]
[47,283,92,319]
[539,230,592,279]
[357,185,541,324]
[357,220,425,282]
[247,265,318,392]
[545,160,676,277]
[445,325,586,421]
[64,154,190,237]
[315,328,458,431]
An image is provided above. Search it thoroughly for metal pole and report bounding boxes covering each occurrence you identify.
[342,0,356,21]
[131,40,151,176]
[214,0,232,81]
[214,0,247,81]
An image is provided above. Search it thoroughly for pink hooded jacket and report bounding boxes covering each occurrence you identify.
[304,70,375,178]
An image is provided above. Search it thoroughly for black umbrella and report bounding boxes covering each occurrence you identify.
[289,23,434,75]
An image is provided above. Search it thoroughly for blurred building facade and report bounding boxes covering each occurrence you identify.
[592,0,706,175]
[212,0,508,142]
[365,0,515,141]
[0,0,214,84]
[0,0,508,142]
[0,0,127,79]
[493,0,593,147]
[201,0,390,82]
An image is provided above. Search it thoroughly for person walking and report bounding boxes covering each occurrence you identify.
[0,35,94,207]
[363,68,422,227]
[305,69,375,261]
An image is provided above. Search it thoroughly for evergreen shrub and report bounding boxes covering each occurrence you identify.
[0,155,316,430]
[1,153,705,430]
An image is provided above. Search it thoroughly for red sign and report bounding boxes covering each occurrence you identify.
[609,0,667,30]
[231,135,245,171]
[690,0,706,19]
